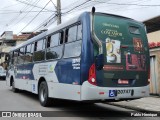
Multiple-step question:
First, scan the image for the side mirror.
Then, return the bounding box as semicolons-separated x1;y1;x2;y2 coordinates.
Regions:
95;54;104;70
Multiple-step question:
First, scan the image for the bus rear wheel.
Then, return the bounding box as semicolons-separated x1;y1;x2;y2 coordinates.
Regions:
38;81;52;107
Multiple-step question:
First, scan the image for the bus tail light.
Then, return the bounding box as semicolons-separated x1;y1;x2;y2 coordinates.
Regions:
88;64;97;85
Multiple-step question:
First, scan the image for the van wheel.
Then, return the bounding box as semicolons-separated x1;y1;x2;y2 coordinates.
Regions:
12;80;18;92
39;81;52;107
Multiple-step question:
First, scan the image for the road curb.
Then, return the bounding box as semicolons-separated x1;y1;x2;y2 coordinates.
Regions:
106;102;160;114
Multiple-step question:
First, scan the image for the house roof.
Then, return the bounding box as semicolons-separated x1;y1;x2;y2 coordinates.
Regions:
13;34;30;40
143;16;160;33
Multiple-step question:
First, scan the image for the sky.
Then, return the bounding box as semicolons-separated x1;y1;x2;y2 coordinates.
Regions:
0;0;160;35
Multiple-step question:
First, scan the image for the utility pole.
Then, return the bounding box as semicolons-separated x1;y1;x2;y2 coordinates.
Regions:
57;0;61;25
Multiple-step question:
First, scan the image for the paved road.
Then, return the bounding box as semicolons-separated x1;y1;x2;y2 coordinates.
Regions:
0;80;159;120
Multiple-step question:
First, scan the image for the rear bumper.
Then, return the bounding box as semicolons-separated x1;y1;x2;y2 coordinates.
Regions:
81;81;149;101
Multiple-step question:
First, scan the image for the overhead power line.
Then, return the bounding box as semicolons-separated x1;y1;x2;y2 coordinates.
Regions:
12;0;44;27
108;2;160;6
7;2;29;27
0;11;53;14
0;3;21;9
18;0;51;34
63;0;91;15
93;0;151;12
62;0;101;15
50;0;57;9
33;13;56;31
6;0;41;29
61;0;81;10
15;0;54;12
94;0;160;7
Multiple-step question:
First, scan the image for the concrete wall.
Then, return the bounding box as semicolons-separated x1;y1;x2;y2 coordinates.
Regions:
150;48;160;95
147;30;160;42
147;30;160;95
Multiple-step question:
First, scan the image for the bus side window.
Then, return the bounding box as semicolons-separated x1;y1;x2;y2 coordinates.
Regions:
50;33;59;47
34;39;45;61
14;50;19;65
46;32;63;60
67;26;77;42
11;52;14;65
31;43;34;61
65;29;68;43
60;31;64;44
47;36;51;48
18;47;25;64
36;39;44;51
34;42;37;51
42;38;46;49
63;24;82;58
25;44;32;63
77;24;82;40
47;32;63;47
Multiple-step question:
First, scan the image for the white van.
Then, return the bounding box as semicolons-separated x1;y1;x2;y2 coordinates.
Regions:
0;66;6;80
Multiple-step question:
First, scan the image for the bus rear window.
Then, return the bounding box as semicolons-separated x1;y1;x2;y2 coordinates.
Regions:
129;26;140;34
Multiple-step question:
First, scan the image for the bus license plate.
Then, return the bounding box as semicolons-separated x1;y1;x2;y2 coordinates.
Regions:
117;89;133;96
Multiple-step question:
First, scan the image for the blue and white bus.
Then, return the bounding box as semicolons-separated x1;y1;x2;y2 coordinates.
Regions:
6;8;150;106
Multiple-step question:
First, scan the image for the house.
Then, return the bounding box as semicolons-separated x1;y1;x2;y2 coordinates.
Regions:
0;31;41;69
144;16;160;96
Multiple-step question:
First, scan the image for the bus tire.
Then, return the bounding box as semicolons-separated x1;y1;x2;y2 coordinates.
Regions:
38;81;52;107
11;79;18;93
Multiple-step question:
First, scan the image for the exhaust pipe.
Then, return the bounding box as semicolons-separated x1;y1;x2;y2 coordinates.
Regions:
91;7;103;55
